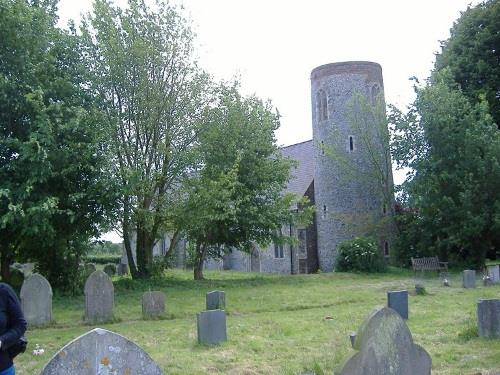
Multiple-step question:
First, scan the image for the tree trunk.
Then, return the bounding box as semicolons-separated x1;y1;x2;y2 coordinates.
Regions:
193;243;206;280
136;226;154;279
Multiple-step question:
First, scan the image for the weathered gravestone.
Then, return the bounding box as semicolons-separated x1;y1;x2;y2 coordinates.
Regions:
340;307;431;375
462;270;476;288
142;291;166;319
197;309;227;345
20;273;52;326
84;270;114;324
206;290;225;310
477;299;500;339
84;263;97;277
387;290;408;320
117;263;129;276
487;265;500;284
41;328;163;375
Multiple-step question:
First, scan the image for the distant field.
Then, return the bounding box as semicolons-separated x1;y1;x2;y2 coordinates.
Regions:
17;269;500;374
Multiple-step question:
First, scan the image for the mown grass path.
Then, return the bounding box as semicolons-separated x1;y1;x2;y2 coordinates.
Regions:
17;269;500;374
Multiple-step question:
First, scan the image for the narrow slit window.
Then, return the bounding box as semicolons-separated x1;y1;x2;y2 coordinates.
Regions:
349;136;354;151
383;203;387;214
384;241;390;257
317;90;328;121
321;140;324;155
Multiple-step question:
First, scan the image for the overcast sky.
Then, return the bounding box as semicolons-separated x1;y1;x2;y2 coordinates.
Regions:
56;0;480;242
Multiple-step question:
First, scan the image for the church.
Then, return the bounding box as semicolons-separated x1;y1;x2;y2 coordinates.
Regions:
124;61;395;274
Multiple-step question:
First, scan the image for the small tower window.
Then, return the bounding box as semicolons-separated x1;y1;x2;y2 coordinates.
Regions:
349;136;355;152
322;204;327;219
317;90;328;121
321;140;324;155
371;83;381;105
384;241;390;257
383;203;387;215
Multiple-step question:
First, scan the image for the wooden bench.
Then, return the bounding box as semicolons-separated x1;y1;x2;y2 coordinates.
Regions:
411;256;448;273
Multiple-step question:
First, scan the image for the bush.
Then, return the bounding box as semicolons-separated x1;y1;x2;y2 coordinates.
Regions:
103;263;117;277
335;237;386;273
84;255;121;265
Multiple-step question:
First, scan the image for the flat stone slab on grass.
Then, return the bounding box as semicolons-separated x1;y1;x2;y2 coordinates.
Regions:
387;290;408;320
340;306;431;375
41;328;163;374
477;299;500;339
142;291;166;319
197;309;227;345
84;270;114;324
462;270;476;288
206;290;225;310
20;273;52;327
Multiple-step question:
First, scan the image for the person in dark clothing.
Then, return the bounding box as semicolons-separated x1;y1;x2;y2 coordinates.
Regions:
0;283;27;375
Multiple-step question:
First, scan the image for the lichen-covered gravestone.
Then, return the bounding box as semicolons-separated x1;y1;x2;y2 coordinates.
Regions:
142;291;166;319
387;290;408;320
41;328;163;375
477;299;500;339
462;270;476;288
84;270;114;324
340;307;431;375
206;290;225;310
20;273;52;326
487;265;500;284
197;309;227;345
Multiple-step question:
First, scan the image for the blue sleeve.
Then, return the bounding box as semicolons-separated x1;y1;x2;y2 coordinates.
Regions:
0;286;27;349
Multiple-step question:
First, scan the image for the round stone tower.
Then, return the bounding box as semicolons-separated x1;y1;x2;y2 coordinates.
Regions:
311;61;393;272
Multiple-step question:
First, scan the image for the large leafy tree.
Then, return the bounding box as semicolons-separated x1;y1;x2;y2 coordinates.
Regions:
177;84;311;280
81;0;211;278
390;71;500;267
0;0;117;290
435;0;500;127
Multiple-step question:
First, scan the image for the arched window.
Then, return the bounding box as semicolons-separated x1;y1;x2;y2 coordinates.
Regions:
316;90;328;121
371;83;381;105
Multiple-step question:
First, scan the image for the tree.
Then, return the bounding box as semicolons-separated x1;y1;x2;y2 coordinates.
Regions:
390;70;500;267
81;0;211;278
176;83;312;280
0;0;117;290
435;0;500;127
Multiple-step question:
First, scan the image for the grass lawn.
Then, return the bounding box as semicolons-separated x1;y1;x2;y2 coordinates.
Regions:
17;269;500;374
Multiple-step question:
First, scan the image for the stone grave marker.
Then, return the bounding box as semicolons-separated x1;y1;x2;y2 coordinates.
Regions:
84;270;114;324
41;328;163;374
388;290;408;320
197;309;227;345
487;265;500;284
477;299;500;339
206;290;225;310
340;307;431;375
462;270;476;288
117;263;129;276
84;263;97;277
20;273;53;327
142;291;166;319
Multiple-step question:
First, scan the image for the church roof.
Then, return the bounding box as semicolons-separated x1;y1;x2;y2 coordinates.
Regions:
280;139;314;196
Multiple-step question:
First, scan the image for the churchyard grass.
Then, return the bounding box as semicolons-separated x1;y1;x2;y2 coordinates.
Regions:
18;269;500;374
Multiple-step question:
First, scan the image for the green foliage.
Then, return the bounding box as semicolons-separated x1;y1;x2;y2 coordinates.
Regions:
390;70;500;269
435;0;500;127
335;237;386;273
0;0;118;291
176;82;313;279
84;255;120;265
88;241;122;256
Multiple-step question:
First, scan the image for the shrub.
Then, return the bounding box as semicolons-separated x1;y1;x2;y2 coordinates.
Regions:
335;237;386;272
103;263;117;277
84;255;121;265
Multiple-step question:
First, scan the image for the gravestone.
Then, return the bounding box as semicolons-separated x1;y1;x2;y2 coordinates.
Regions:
41;328;163;375
84;270;114;324
340;307;431;375
462;270;476;288
197;309;227;345
142;291;166;319
477;299;500;339
206;290;225;310
388;290;408;320
84;263;97;277
117;263;129;276
487;265;500;284
20;273;53;327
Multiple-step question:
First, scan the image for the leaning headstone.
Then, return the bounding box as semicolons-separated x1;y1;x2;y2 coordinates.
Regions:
462;270;476;288
117;263;129;276
340;307;431;375
206;290;225;310
20;273;53;327
487;265;500;284
477;299;500;339
41;328;163;375
388;290;408;320
197;309;227;345
142;291;166;319
84;270;114;324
